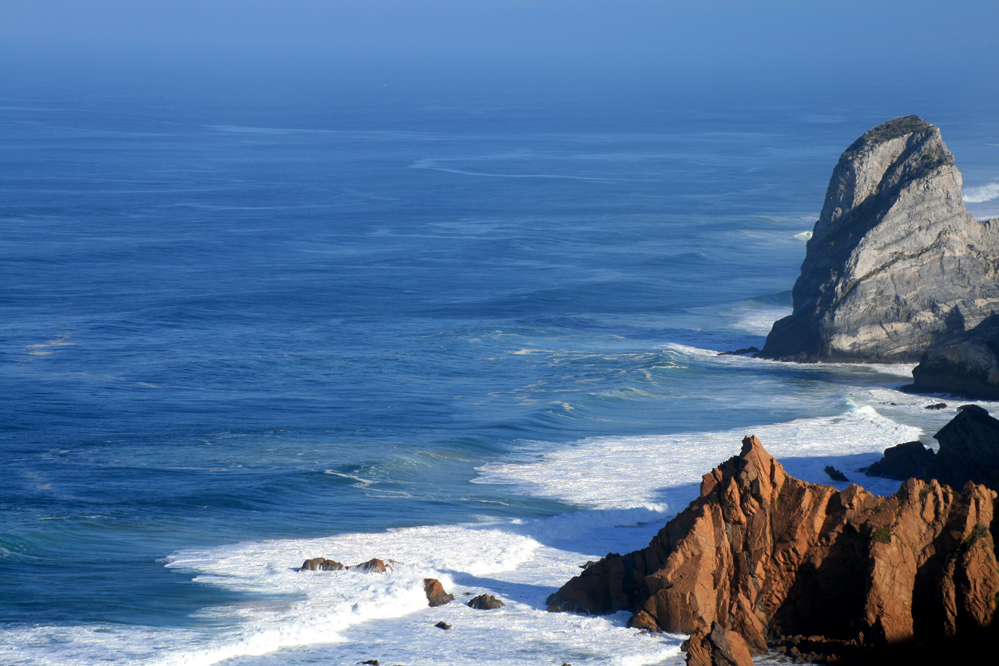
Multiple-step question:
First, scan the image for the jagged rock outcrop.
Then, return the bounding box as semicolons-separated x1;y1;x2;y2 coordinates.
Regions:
423;578;455;607
867;404;999;491
547;436;999;661
908;314;999;399
761;116;999;362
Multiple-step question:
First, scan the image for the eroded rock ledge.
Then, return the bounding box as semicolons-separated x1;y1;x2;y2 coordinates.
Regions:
547;436;999;664
760;116;999;362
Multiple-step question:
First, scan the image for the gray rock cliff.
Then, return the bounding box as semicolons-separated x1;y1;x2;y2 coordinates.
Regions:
761;116;999;362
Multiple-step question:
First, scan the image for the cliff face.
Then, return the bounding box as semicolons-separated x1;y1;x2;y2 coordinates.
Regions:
760;116;999;362
547;436;999;657
909;314;999;399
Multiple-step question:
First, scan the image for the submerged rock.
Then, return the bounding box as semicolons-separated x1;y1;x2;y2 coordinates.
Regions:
761;116;999;362
547;435;999;660
423;578;455;607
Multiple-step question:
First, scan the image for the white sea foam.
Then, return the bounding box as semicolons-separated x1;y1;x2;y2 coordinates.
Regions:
4;391;976;666
963;181;999;203
732;306;791;335
475;405;923;511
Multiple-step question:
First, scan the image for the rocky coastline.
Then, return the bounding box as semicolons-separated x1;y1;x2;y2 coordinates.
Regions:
544;116;999;664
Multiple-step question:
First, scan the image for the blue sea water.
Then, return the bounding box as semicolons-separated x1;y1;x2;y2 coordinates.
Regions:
2;94;998;665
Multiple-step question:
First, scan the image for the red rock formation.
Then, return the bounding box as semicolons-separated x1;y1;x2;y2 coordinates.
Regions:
299;557;344;571
684;622;753;666
547;436;999;659
423;578;455;607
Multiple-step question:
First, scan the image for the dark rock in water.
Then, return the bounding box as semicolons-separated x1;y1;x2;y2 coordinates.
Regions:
467;593;504;610
547;435;999;659
300;557;344;571
358;661;379;666
423;578;454;607
823;465;848;482
908;314;999;399
864;441;935;481
932;404;999;489
434;621;451;630
350;558;390;573
719;346;760;356
926;402;948;410
866;405;999;491
685;622;753;666
760;116;999;362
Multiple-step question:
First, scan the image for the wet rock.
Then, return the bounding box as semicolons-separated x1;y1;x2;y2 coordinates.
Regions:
720;346;760;356
350;558;390;573
926;402;948;410
300;557;344;571
823;466;848;482
358;661;379;666
434;621;451;630
423;578;454;607
548;435;999;657
685;621;753;666
467;594;504;610
760;116;999;362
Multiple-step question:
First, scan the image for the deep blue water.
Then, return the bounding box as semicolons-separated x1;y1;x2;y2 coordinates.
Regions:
2;95;998;663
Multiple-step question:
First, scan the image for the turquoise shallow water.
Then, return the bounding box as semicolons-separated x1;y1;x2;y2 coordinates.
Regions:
2;95;998;664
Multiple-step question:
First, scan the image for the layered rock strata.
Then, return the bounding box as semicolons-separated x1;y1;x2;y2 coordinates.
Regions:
761;116;999;362
547;436;999;661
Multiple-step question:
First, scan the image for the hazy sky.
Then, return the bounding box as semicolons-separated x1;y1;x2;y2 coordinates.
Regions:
2;1;997;109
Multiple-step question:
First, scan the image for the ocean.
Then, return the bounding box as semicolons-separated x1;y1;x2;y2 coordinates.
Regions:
2;93;998;665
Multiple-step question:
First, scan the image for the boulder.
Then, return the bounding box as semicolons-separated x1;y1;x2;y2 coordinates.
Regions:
467;594;505;610
423;578;455;607
760;116;999;362
350;558;391;573
684;622;753;666
909;314;999;399
626;610;660;632
300;557;344;571
547;435;999;660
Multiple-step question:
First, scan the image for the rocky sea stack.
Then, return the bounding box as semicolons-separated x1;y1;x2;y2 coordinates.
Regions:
761;116;999;362
547;435;999;664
